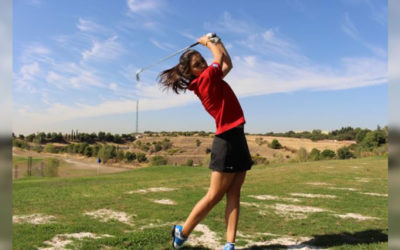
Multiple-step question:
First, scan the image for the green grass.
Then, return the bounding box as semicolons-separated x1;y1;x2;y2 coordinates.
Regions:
13;157;388;249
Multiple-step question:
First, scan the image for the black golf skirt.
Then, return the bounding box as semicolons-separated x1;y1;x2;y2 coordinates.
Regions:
209;125;253;173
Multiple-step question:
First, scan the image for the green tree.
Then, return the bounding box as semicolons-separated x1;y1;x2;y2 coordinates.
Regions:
337;146;354;159
34;132;46;144
361;131;387;151
98;132;106;142
270;139;282;149
26;134;35;142
321;149;336;159
98;145;117;163
125;152;136;162
355;129;370;144
84;146;93;157
137;153;147;163
77;143;89;154
93;145;101;157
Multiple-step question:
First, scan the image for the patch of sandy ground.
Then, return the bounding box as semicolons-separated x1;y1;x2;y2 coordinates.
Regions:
304;182;332;186
150;199;176;205
186;224;319;249
290;193;337;199
328;187;359;191
38;232;113;250
241;202;329;220
360;192;387;197
249;194;301;202
125;187;177;194
187;224;221;249
13;214;56;224
84;209;135;226
334;213;379;221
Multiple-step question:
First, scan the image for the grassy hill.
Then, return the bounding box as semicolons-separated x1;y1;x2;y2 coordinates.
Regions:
13;156;387;249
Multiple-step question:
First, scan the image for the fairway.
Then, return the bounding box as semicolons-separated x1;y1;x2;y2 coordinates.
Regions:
13;157;387;249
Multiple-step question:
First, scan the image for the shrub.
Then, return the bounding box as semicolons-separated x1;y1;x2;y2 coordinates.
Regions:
205;148;211;154
270;139;282;149
44;144;57;153
98;145;117;163
360;131;387;151
13;139;30;149
337;146;354;159
185;159;194;166
321;149;336;159
137;153;147;163
297;147;308;162
355;129;370;143
84;146;93;157
309;148;321;161
196;139;201;147
161;139;172;150
116;150;125;161
153;143;162;152
150;156;168;166
93;145;101;157
33;145;42;153
252;154;269;165
125;152;136;162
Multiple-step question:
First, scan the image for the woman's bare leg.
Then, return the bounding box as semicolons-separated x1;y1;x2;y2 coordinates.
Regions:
182;171;236;237
225;171;247;243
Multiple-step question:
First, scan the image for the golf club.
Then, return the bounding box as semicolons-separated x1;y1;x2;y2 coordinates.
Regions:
136;33;218;82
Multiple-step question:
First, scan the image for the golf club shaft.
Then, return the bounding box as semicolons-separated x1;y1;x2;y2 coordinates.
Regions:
136;42;199;80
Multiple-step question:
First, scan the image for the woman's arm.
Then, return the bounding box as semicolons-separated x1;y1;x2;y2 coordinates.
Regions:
198;35;225;67
216;41;233;78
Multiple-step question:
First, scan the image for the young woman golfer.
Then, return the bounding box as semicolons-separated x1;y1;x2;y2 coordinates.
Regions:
158;34;253;250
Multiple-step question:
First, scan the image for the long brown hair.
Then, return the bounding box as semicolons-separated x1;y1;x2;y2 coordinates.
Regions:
157;49;200;94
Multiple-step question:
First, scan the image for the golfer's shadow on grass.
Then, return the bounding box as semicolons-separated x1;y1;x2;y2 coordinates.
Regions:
180;228;387;250
242;228;388;249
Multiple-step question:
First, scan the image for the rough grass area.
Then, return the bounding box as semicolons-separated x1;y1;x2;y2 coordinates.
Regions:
13;156;387;249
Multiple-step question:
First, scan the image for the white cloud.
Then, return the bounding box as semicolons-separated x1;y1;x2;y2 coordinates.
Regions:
81;36;123;62
365;0;387;26
204;12;254;34
341;13;386;58
46;68;106;89
77;18;104;33
109;82;118;91
149;38;175;51
16;53;386;127
127;0;160;13
226;56;386;97
20;62;40;80
16;88;196;126
239;29;308;63
14;62;41;92
20;44;52;64
342;13;359;40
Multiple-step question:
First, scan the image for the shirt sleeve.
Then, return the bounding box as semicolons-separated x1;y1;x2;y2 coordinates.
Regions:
196;62;222;86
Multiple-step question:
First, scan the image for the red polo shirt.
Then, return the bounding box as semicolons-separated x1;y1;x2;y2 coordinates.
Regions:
188;62;245;135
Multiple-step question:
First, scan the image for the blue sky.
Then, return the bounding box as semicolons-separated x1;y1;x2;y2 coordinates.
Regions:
13;0;387;135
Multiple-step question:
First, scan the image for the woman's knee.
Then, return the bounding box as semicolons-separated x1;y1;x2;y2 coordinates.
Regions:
206;191;225;205
226;188;241;201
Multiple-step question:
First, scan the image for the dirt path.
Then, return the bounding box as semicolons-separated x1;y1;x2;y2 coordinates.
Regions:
12;148;134;178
